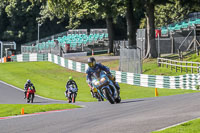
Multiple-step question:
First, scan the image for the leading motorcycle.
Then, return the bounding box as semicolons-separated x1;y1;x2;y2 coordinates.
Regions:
91;70;121;104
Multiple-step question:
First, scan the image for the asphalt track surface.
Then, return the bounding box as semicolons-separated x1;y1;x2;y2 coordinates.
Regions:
1;81;200;133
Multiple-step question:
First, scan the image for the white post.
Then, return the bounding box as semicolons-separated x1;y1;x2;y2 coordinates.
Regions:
158;34;160;57
38;23;41;44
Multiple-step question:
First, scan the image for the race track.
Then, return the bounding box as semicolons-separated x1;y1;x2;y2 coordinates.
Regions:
1;81;200;133
0;81;65;104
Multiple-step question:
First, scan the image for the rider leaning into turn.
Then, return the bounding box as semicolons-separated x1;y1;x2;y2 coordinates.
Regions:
86;57;120;94
24;79;35;99
65;76;78;97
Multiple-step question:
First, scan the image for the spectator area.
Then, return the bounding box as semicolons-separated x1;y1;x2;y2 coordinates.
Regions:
160;13;200;37
21;29;108;53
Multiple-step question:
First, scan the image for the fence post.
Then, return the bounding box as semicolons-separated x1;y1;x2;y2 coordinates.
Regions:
157;58;160;67
198;64;199;73
178;49;181;60
167;60;168;68
180;62;182;72
170;60;172;71
186;63;187;73
175;62;177;72
192;63;193;73
180;51;183;61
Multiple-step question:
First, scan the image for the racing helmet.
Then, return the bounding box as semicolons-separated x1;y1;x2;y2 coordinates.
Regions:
88;57;96;68
27;79;31;84
69;76;73;80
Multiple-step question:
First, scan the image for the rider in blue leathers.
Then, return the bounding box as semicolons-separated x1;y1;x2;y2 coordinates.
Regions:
86;58;110;83
86;57;120;97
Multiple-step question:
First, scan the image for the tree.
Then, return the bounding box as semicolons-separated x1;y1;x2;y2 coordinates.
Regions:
154;0;190;27
180;0;200;12
0;1;9;40
125;0;136;47
0;0;41;45
45;0;121;53
142;0;173;58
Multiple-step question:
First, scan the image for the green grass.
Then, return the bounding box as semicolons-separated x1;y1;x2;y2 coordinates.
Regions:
0;104;81;117
103;52;200;76
183;52;200;62
142;59;190;76
103;60;119;71
0;61;198;102
103;59;193;76
101;58;197;76
0;61;93;101
152;118;200;133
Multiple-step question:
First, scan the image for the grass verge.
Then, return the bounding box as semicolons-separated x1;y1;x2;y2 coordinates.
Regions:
104;52;200;76
0;104;81;117
152;118;200;133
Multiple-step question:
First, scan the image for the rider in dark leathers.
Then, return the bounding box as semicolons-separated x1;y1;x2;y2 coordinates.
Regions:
65;76;78;98
24;79;35;99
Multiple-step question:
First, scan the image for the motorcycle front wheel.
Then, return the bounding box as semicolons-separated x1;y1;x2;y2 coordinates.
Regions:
72;93;76;103
102;88;115;104
27;95;30;103
96;93;104;102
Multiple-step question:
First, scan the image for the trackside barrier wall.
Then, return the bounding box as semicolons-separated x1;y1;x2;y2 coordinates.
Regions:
9;53;200;90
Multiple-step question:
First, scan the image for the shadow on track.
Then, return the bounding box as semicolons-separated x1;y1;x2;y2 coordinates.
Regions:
120;99;145;104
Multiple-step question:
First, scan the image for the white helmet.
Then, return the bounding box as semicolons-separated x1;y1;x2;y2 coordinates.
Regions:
27;79;31;84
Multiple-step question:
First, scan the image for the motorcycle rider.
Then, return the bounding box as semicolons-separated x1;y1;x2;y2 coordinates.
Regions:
24;79;35;99
65;76;78;100
86;57;120;96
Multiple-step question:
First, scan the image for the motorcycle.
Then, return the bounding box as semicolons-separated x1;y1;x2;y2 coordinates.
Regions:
88;84;104;102
91;70;121;104
65;85;78;103
26;87;36;103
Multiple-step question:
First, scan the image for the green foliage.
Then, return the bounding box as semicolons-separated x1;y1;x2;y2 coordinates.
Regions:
155;0;190;27
0;0;199;48
139;0;192;28
180;0;200;12
0;0;41;44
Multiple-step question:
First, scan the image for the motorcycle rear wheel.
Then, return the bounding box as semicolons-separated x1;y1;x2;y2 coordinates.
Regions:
115;97;121;103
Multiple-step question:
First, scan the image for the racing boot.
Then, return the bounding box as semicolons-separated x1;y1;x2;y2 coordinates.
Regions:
24;92;27;99
114;82;120;92
90;90;95;98
114;82;120;98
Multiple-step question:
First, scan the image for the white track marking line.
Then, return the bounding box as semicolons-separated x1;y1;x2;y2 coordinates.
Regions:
156;117;200;131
